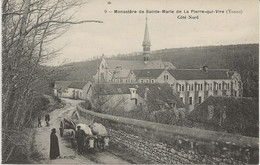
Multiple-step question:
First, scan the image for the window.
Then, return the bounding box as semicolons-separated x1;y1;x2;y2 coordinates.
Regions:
201;84;203;91
191;84;194;91
146;79;149;83
189;97;193;105
215;83;218;90
164;75;169;80
208;105;214;119
227;83;230;90
181;84;184;91
197;84;203;91
151;79;154;83
206;84;209;91
135;99;137;105
180;97;183;103
141;80;143;83
219;83;221;90
198;97;202;104
209;84;212;90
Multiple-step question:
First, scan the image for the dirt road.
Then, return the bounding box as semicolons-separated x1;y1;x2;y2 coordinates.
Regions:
32;98;130;164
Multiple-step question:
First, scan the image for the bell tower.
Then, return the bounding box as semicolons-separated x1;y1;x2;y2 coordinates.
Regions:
142;17;151;64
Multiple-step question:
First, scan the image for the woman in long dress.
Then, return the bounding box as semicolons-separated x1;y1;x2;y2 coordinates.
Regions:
50;128;60;159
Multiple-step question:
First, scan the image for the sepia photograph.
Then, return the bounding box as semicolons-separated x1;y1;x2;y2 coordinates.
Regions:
2;0;259;164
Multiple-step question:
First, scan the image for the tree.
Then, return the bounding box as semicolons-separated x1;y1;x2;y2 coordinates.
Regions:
2;0;102;163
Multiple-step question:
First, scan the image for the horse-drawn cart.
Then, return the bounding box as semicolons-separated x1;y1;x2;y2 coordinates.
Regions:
59;117;76;137
59;116;110;152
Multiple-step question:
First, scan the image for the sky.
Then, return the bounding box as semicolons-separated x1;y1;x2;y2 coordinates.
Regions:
48;0;259;66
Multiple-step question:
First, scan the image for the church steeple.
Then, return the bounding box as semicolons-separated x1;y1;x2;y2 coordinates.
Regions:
142;17;151;64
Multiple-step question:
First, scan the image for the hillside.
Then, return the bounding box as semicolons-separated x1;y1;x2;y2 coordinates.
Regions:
63;59;102;81
63;44;259;97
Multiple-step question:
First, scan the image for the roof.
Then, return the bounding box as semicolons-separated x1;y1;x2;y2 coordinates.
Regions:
54;81;72;92
93;83;185;109
105;59;167;70
163;62;176;69
168;69;235;80
188;96;258;137
113;69;131;78
133;69;164;78
68;81;89;89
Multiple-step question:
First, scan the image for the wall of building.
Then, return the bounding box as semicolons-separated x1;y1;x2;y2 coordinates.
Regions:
67;88;83;99
174;79;239;112
91;94;146;112
76;105;259;164
156;70;176;85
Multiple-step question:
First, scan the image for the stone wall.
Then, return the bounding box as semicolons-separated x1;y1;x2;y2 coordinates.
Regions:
76;105;259;164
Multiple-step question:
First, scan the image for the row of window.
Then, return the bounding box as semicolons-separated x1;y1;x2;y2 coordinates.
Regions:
140;79;155;83
179;96;202;105
177;82;231;92
112;79;134;83
112;78;157;83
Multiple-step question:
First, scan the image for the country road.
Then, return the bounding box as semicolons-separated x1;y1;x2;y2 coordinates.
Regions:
31;98;131;164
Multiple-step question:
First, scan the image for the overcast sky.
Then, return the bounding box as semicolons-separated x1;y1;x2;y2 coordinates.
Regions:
48;0;259;66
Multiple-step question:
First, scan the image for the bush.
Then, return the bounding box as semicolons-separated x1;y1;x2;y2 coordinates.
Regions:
52;95;61;103
81;100;92;110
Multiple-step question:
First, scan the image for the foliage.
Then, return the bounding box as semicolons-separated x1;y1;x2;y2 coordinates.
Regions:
188;96;258;137
81;100;92;110
2;0;101;163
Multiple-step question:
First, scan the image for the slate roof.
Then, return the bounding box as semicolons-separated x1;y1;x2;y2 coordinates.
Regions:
168;69;235;80
54;81;72;92
93;83;185;109
133;69;164;78
163;62;176;69
105;59;170;70
68;81;89;89
113;69;131;78
188;96;258;137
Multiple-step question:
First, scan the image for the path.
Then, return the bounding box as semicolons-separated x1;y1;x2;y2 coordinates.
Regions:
32;98;130;164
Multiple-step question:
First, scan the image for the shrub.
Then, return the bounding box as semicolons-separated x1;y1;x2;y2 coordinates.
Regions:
81;100;92;110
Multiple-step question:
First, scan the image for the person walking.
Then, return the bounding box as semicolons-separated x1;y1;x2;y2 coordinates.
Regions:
37;115;42;127
45;113;50;127
75;126;85;154
50;128;60;159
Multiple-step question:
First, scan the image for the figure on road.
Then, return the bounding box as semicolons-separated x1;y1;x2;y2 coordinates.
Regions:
37;115;42;128
50;128;60;159
75;125;85;154
45;113;50;127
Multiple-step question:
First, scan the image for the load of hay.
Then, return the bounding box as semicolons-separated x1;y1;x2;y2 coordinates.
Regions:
89;123;108;136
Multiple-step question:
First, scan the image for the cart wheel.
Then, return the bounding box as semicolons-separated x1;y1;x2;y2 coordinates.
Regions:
71;138;76;148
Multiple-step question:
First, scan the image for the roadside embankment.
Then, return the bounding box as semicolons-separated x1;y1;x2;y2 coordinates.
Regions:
77;104;259;164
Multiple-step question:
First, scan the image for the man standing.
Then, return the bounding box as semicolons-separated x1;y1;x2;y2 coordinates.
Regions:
45;113;50;127
37;115;42;127
75;126;85;154
50;128;60;159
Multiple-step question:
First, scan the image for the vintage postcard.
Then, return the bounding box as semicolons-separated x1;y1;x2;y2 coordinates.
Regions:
2;0;259;164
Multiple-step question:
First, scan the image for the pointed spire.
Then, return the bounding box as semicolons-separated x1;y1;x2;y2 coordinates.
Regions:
142;17;151;46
